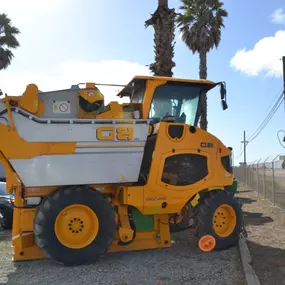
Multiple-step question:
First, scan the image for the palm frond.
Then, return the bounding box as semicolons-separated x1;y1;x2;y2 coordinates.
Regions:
0;35;20;48
176;0;228;131
0;13;20;70
0;47;14;70
176;0;228;54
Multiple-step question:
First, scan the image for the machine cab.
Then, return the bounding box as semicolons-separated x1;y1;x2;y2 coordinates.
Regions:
116;76;227;126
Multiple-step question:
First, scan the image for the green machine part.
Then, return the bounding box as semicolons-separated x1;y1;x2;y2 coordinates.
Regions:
131;208;155;231
110;199;155;231
226;179;238;194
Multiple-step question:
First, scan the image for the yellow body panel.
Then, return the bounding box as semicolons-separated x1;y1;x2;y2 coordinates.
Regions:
0;75;233;263
142;79;167;118
122;122;232;215
0;124;76;159
132;75;214;85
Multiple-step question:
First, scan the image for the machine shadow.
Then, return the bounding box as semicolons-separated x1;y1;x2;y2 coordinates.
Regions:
237;197;257;204
242;211;273;226
246;240;285;285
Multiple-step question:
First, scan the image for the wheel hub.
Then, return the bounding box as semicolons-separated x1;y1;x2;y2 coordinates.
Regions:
55;204;99;249
213;204;236;238
68;218;84;233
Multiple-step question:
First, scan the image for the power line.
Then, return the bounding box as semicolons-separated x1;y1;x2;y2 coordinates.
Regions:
241;56;285;164
234;142;244;161
248;97;283;143
277;130;285;149
258;86;284;121
247;90;284;143
249;95;283;142
238;142;243;156
247;89;283;141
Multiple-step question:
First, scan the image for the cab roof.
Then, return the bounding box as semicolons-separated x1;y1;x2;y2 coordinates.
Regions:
116;75;215;98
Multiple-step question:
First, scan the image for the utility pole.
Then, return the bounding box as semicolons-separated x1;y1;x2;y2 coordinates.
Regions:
243;131;247;166
283;56;285;142
283;56;285;93
283;56;285;105
241;130;248;183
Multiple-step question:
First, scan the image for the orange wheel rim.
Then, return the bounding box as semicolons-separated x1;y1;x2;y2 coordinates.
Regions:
213;204;236;237
55;204;99;249
198;235;216;252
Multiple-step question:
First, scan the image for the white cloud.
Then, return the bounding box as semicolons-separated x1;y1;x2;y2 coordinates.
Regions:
0;1;151;104
230;30;285;77
271;8;285;25
0;0;64;25
0;60;150;104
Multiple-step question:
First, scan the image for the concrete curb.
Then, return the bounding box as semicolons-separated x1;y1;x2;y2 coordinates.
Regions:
238;233;261;285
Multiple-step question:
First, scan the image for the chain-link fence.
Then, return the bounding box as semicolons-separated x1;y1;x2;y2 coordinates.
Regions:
234;155;285;211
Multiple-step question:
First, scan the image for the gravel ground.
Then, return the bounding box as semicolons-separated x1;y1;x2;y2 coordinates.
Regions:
237;186;285;285
0;229;244;285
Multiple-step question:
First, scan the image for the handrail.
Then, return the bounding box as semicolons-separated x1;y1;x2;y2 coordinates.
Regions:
4;94;15;129
5;107;151;125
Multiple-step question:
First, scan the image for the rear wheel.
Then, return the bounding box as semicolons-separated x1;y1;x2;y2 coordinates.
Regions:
195;190;242;250
169;204;190;233
34;185;116;265
169;203;200;233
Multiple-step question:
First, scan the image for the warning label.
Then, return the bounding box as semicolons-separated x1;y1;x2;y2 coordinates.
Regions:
53;101;71;114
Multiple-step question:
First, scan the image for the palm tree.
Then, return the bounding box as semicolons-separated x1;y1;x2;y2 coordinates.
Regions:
145;0;176;77
176;0;228;130
0;13;20;70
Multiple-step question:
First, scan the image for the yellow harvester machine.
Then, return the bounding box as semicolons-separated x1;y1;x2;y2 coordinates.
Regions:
0;76;242;265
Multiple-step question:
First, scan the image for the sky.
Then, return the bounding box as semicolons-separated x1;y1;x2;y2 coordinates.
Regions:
1;0;285;165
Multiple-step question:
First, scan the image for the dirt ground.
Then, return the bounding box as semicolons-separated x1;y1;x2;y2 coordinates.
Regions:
237;186;285;285
0;229;244;285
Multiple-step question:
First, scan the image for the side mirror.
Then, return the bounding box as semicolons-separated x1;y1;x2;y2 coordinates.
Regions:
220;82;228;110
220;82;226;100
222;100;228;110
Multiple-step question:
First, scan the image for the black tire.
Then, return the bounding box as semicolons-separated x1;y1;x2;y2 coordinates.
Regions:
0;208;12;229
34;185;116;266
0;213;4;232
169;203;198;233
194;190;242;250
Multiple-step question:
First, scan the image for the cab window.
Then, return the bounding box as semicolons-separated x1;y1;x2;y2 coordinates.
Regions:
149;83;203;125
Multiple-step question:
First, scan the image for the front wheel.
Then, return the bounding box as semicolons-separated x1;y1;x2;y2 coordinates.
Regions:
195;190;242;250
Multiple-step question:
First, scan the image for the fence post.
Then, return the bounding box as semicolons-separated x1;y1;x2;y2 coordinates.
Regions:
263;157;270;198
249;162;253;188
272;160;275;205
272;155;280;206
250;163;254;186
252;160;257;191
256;158;262;195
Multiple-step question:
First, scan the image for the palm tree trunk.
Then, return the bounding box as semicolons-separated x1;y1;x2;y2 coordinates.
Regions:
199;51;208;131
159;0;168;7
145;2;176;77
